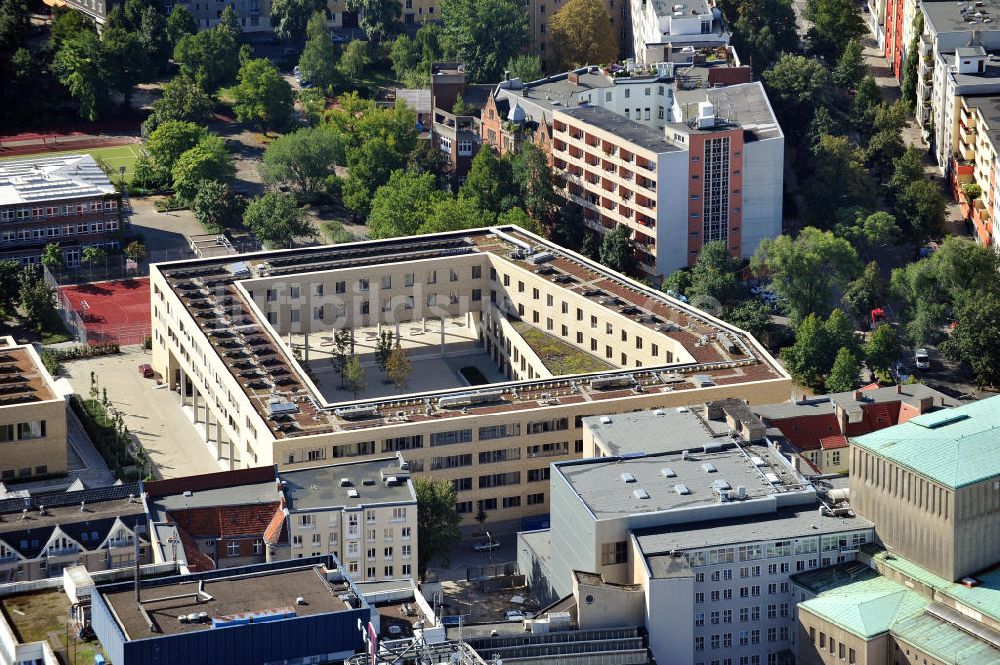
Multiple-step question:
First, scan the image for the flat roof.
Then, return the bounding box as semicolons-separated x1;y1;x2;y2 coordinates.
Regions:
799;576;928;639
791;561;879;595
154;226;787;440
0;153;117;206
582;405;730;456
557;105;679;153
555;440;809;519
103;564;357;639
851;395;1000;489
634;506;873;557
281;457;415;511
674;82;782;141
924;0;1000;35
0;338;58;405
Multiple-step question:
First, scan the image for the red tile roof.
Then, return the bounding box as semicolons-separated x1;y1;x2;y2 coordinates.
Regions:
168;502;280;539
767;413;841;451
173;523;216;572
819;435;849;450
263;497;287;546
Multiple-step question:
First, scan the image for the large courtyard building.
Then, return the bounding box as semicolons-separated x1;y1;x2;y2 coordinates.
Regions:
0;154;121;267
483;62;782;276
148;227;790;528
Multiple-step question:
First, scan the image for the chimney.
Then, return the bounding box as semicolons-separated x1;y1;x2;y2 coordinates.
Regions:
896;384;902;394
505;70;511;82
852;389;862;401
568;72;580;84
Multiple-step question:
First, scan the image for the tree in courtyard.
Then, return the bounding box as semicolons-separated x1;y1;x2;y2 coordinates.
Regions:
346;0;400;41
171;135;234;203
368;170;445;239
0;260;22;314
269;0;324;40
825;347;861;393
440;0;529;82
804;0;866;61
233;58;294;130
298;12;342;91
343;137;409;217
259;126;341;198
344;355;366;398
147;120;208;172
386;343;411;393
751;228;861;326
414;477;462;577
374;330;394;376
599;225;634;275
842;261;889;320
331;329;353;388
242;192;313;247
548;0;618;71
41;244;63;272
762;54;833;141
511;143;559;224
338;40;371;80
193;180;241;231
865;323;901;378
941;292;1000;388
724;300;773;345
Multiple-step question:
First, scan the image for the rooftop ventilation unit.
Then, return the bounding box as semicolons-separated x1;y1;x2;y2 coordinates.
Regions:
334;405;380;419
362;478;375;486
653;409;666;416
693;375;716;387
712;479;732;492
347;488;360;498
526;251;554;264
660;467;676;478
764;473;781;484
674;484;691;495
266;397;299;417
676;406;690;414
436;390;503;409
703;443;722;453
701;462;717;473
340;478;352;487
600;416;613;425
632;489;650;500
621;472;637;483
750;456;765;467
590;375;634;390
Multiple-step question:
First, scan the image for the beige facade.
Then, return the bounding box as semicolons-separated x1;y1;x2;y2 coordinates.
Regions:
0;336;67;481
149;229;790;528
797;607;886;665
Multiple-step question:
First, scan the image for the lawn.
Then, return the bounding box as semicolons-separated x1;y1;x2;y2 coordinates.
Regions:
512;321;614;376
0;144;144;184
1;590;106;664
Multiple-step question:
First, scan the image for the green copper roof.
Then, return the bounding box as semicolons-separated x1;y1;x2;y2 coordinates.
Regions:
892;613;1000;665
875;552;1000;625
799;577;929;639
851;396;1000;489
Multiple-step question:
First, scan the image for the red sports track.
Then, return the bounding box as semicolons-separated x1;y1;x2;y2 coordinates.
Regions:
59;278;151;346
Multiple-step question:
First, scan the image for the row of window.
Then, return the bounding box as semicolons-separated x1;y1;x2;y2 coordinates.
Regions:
0;420;47;442
695;604;791;626
0;219;119;242
694;627;790;650
811;628;857;664
0;199;118;221
456;493;545;514
266;267;483;301
686;532;869;567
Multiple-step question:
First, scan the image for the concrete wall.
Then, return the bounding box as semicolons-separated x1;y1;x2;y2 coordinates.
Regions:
573;575;645;629
740;131;784;261
646;573;695;665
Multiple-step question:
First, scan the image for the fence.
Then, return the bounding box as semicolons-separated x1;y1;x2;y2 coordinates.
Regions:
44;264;88;345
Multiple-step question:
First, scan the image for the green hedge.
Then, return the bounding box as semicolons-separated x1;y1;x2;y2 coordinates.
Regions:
69;395;141;480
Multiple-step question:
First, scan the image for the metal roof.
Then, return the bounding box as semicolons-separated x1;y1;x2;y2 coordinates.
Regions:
798;576;929;639
0;153;116;205
851;395;1000;489
892;609;1000;665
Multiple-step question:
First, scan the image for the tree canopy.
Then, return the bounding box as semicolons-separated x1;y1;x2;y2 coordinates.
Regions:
346;0;401;41
233;58;294;130
171;135;234;202
414;477;461;577
147;120;208;172
441;0;529;82
270;0;325;40
260;126;341;197
548;0;618;71
243;192;315;247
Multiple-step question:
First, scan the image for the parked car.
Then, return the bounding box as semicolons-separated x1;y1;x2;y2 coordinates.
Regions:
472;539;500;552
138;363;154;378
914;348;930;370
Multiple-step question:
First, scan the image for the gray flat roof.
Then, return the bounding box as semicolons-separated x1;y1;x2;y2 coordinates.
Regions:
557;105;679;153
104;565;354;639
582;406;729;456
280;457;415;511
645;552;695;579
966;94;1000;147
555;442;809;520
924;0;1000;35
148;481;281;522
519;528;552;569
751;383;957;422
634;506;874;558
790;561;879;595
674;82;782;141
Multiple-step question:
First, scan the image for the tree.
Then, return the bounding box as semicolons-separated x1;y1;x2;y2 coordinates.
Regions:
217;4;240;39
599;225;634;275
330;329;353;387
19;274;56;328
233;58;294;130
762;55;833;141
41;244;63;272
243;192;314;247
897;179;946;249
687;241;741;307
865;323;900;376
0;260;22;314
724;300;773;344
193;180;241;231
386;343;411;393
497;207;543;235
941;293;1000;388
835;210;901;248
548;0;618;71
804;0;866;61
338;40;371;80
173;27;239;91
270;0;325;40
299;14;341;91
147;120;208;171
441;0;529;82
782;314;830;389
451;94;473;116
842;261;888;319
346;0;400;41
138;5;171;74
145;74;215;134
888;147;926;204
900;12;923;109
390;35;421;80
132;154;170;190
260;126;341;197
53;31;110;121
419;196;490;234
374;330;394;374
506;54;543;82
343;136;408;216
826;347;861;393
751;227;862;325
825;308;860;359
166;4;197;46
124;240;148;261
171;135;234;203
414;477;462;577
511;143;559;223
368;170;445;238
832;38;866;88
851;76;882;135
408;140;451;188
460;148;516;214
806;134;875;224
82;246;107;267
864;130;906;179
344;355;366;397
723;0;798;75
50;5;95;49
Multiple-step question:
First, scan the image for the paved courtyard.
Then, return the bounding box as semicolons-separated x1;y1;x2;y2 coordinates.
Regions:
60;348;223;479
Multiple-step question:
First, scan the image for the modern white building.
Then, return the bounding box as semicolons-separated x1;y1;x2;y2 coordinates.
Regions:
630;0;730;65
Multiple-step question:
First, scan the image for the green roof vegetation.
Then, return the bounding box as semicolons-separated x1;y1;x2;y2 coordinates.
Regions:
799;576;928;639
512;321;614;376
1;591;105;664
851;395;1000;489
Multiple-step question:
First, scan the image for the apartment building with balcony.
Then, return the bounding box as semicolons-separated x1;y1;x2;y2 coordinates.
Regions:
630;0;729;65
0;336;69;483
281;455;418;582
430;63;494;189
0;154;122;267
0;483;148;583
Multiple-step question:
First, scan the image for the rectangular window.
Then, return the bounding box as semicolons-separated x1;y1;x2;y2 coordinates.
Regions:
527;492;545;505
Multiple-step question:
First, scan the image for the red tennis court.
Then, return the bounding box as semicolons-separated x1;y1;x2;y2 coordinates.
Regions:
59;278;151;346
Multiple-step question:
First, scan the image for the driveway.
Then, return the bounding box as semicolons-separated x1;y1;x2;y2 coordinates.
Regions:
60;348;224;479
128;196;203;257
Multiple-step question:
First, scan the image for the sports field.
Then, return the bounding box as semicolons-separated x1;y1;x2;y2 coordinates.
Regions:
0;144;143;183
60;278;151;346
